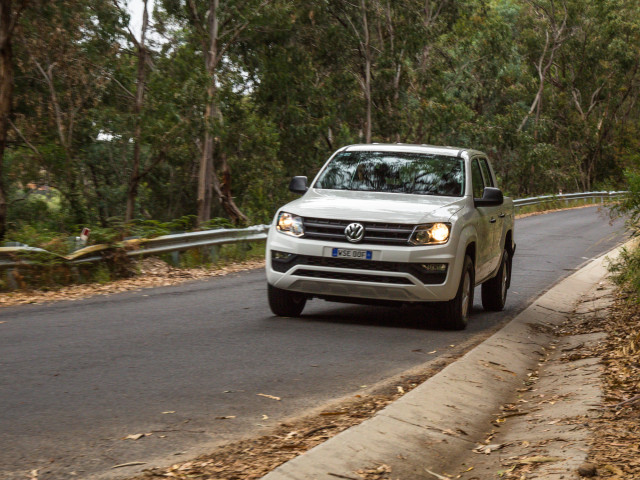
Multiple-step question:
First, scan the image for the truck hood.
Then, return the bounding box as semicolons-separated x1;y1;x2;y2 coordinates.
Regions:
281;189;466;224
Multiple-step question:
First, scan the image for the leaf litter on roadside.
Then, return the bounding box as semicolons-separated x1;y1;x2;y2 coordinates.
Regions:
0;257;266;308
562;290;640;478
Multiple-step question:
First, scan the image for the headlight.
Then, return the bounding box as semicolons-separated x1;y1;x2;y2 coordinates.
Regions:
409;223;451;245
276;212;304;237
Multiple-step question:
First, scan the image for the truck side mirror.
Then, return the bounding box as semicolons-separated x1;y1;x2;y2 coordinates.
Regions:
475;187;503;207
289;176;308;194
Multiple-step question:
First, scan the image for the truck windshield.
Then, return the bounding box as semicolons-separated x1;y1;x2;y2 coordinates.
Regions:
314;151;464;196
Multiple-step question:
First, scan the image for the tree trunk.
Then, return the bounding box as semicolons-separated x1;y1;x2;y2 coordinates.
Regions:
125;0;149;223
197;0;247;225
196;0;219;225
0;0;14;240
361;0;372;143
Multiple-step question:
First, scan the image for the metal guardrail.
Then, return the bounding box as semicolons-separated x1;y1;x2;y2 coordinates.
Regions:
0;190;627;269
513;191;626;209
0;224;270;268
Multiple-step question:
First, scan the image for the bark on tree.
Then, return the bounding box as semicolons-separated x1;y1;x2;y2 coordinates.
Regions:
35;60;87;224
518;0;568;135
124;0;149;223
195;0;249;225
361;0;372;143
0;1;12;240
0;0;24;240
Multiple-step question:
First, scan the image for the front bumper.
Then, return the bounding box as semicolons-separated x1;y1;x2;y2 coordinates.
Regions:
265;226;463;303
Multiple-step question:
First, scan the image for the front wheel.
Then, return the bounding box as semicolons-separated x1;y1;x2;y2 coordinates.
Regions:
442;255;474;330
268;284;307;317
481;249;510;311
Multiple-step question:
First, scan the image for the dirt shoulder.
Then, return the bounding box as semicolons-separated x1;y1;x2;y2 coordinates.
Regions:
0;257;266;308
575;287;640;478
452;280;640;480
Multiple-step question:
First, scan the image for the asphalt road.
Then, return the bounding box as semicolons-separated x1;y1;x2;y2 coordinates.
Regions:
0;206;628;479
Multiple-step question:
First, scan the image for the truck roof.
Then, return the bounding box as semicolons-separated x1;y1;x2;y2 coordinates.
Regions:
342;143;484;159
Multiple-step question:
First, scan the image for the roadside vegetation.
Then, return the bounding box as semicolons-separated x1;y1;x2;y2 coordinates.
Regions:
1;0;640;292
1;0;640;239
610;169;640;294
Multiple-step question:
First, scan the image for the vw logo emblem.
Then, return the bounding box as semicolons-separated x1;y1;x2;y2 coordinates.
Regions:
344;223;365;243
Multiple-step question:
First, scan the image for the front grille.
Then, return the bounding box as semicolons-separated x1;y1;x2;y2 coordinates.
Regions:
271;252;447;285
294;269;413;285
303;217;414;245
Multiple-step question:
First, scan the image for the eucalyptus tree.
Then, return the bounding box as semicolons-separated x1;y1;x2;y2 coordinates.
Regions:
11;0;126;226
157;0;278;225
112;0;153;222
0;0;28;239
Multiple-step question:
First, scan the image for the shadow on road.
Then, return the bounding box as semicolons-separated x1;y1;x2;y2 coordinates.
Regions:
267;302;489;331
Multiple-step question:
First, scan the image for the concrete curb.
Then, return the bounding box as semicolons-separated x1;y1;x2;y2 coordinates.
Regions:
262;243;626;480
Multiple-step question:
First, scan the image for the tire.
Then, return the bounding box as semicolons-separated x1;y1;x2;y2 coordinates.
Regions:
443;255;474;330
481;249;510;311
268;284;307;317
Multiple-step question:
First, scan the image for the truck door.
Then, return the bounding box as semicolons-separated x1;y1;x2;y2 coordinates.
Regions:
471;158;501;282
478;157;504;269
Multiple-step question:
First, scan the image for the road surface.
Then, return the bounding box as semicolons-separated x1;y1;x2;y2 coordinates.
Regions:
0;206;627;479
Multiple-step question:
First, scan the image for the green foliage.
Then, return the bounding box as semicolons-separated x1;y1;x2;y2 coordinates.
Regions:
3;0;640;242
609;246;640;296
201;217;235;230
92;264;112;284
6;225;70;255
612;168;640;228
608;166;640;296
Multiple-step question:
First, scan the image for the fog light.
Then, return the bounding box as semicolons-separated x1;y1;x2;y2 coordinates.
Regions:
421;263;447;272
272;250;294;260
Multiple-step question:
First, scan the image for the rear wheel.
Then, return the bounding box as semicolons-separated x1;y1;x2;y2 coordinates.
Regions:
481;249;510;311
442;255;474;330
268;284;307;317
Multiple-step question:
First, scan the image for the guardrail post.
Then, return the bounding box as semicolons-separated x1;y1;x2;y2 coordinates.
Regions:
210;245;219;264
170;250;180;267
5;268;19;290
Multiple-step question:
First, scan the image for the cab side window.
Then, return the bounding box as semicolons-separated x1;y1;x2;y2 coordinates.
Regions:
471;159;485;199
479;158;494;188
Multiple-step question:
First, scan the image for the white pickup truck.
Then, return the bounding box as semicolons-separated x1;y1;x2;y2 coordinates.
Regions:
265;144;515;329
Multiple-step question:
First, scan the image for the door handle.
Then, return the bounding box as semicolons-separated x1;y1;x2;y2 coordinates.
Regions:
490;217;497;223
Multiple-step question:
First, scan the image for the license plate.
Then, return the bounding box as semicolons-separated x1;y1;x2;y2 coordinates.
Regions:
331;248;373;260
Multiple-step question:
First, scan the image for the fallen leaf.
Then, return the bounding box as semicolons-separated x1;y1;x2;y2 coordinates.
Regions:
424;468;450;479
497;465;517;476
320;411;349;416
602;464;625;475
517;456;564;464
162;411;175;414
428;350;437;354
111;462;146;469
215;415;236;420
397;386;405;394
124;433;151;440
262;414;269;420
473;443;507;454
257;393;281;401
